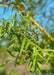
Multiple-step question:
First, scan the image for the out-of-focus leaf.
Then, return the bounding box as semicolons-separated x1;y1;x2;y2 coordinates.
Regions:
26;20;29;28
32;42;41;49
25;39;30;51
37;63;42;75
7;50;15;57
45;53;54;64
31;25;37;29
38;49;54;52
0;28;2;40
19;37;26;55
0;28;2;36
0;60;9;68
27;68;32;73
16;59;25;65
8;22;12;32
37;51;45;61
33;48;37;74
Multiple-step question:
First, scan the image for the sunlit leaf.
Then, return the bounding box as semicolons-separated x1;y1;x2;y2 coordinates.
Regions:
33;48;37;74
19;37;26;55
25;39;30;51
8;22;12;32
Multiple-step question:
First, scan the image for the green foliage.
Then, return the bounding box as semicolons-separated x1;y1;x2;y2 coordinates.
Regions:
33;48;37;74
0;0;54;75
0;60;9;68
19;37;26;55
0;12;54;75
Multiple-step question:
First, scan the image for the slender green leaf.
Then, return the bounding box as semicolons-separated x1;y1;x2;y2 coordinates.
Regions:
7;50;15;57
0;29;1;37
33;48;37;75
19;37;26;55
25;39;30;51
31;42;41;50
46;53;53;64
0;60;9;68
38;49;54;52
37;51;45;61
8;22;12;32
